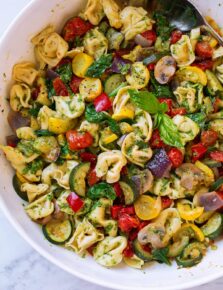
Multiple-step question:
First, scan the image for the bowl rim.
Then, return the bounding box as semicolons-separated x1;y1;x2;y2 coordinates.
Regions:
1;0;223;289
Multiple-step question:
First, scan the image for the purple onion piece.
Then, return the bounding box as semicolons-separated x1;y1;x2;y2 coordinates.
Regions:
146;149;171;178
46;69;59;80
111;56;132;74
135;34;153;48
6;135;19;147
117;135;127;147
7;110;30;133
198;191;223;211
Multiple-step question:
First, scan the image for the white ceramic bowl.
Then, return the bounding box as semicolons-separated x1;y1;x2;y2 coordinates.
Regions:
1;0;223;289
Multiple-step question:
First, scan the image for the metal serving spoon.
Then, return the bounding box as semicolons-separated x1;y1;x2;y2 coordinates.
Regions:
127;0;223;46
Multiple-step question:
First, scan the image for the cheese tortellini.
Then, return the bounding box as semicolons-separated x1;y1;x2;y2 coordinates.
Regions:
95;150;127;183
31;25;69;68
133;109;153;142
172;115;200;145
83;28;108;59
83;0;104;25
12;62;38;86
113;86;135;116
25;193;54;220
101;0;122;29
174;82;204;113
66;219;104;255
10;83;32;112
121;132;152;167
21;183;49;202
16;127;37;140
54;95;85;119
171;35;195;67
216;64;223;84
93;236;127;267
120;7;153;40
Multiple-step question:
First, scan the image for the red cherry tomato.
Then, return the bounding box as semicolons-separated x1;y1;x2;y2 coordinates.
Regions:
201;130;218;147
111;205;123;220
87;168;101;186
115;49;131;57
191;60;214;71
210;151;223;162
31;87;40;100
66;192;84;212
138;221;150;231
53;77;68;96
170;30;183;44
93;93;112;112
171;107;187;117
191;143;207;162
113;182;123;198
159;98;173;115
150;129;165;148
161;197;172;209
80;152;97;167
147;63;155;71
120;206;135;216
141;30;157;45
168;148;184;168
62;17;93;42
195;41;213;59
66;130;93;150
118;213;140;233
70;75;83;94
120;165;128;176
213;98;223;113
123;242;134;258
55;57;72;69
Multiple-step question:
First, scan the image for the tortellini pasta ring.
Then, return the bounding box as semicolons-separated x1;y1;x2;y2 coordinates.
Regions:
12;62;38;86
21;183;49;202
10;83;32;112
171;35;195;67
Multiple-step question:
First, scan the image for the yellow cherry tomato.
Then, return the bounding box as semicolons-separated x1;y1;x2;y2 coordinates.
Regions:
176;66;207;86
112;108;135;121
134;195;161;220
72;53;94;78
177;200;204;221
79;78;102;101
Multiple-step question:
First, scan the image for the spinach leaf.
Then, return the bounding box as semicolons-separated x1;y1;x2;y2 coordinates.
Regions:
106;118;121;135
35;130;55;137
74;36;83;47
86;54;113;78
150;73;174;98
128;89;168;114
152;248;171;265
153;12;173;41
28;103;42;117
157;113;183;148
55;63;73;83
23;159;44;175
87;182;116;200
187;112;206;129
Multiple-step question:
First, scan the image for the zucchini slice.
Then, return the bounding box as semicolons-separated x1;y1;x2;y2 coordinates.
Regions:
12;174;28;201
120;179;139;205
201;212;223;239
104;74;124;96
168;236;189;258
176;242;206;267
69;163;90;197
133;239;153;262
203;158;222;168
209;177;223;192
42;219;73;245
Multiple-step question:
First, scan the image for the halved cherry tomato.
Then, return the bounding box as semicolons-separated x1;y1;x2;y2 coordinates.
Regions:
210;151;223;162
120;165;128;176
150;129;165;148
191;143;207;162
70;75;83;94
201;130;218;147
161;197;172;209
123;242;134;258
129;229;138;241
80;152;97;167
31;87;40;100
93;93;112;112
170;107;187;117
87;168;101;186
66;130;93;150
62;17;93;42
213;98;223;113
55;57;72;69
142;244;152;253
53;77;68;96
118;213;140;233
113;182;123;198
66;192;84;212
115;49;131;57
141;30;157;45
192;60;214;71
170;30;183;44
111;205;123;220
195;41;213;59
168;148;184;168
120;206;135;216
159;98;172;115
147;63;155;71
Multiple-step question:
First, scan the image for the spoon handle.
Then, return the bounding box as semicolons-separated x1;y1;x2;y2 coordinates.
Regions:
201;24;223;47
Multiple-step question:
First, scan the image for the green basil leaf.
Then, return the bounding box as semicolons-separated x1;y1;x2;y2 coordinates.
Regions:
55;63;73;83
86;54;113;78
128;89;167;114
158;113;183;148
106;118;121;135
187;112;206;130
46;78;56;99
22;159;44;175
153;12;173;41
152;247;171;265
35;130;55;137
85;104;108;123
150;73;174;98
87;182;116;200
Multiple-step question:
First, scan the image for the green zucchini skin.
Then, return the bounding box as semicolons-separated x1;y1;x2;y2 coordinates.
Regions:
42;219;73;245
120;178;139;205
104;74;124;96
12;174;28;201
133;239;153;262
209;177;223;192
201;212;223;239
168;236;189;258
69;163;90;197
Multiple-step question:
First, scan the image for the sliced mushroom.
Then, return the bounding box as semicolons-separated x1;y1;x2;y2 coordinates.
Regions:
154;56;176;84
138;223;166;248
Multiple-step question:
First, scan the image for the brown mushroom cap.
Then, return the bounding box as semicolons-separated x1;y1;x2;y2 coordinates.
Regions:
154;56;177;84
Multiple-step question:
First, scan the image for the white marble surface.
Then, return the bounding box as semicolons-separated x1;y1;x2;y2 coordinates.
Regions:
0;1;223;290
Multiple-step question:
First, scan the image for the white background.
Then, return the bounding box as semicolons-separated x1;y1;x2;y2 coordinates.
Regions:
0;1;223;290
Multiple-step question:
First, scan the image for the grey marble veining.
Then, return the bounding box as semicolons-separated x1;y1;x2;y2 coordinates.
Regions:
1;1;223;290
